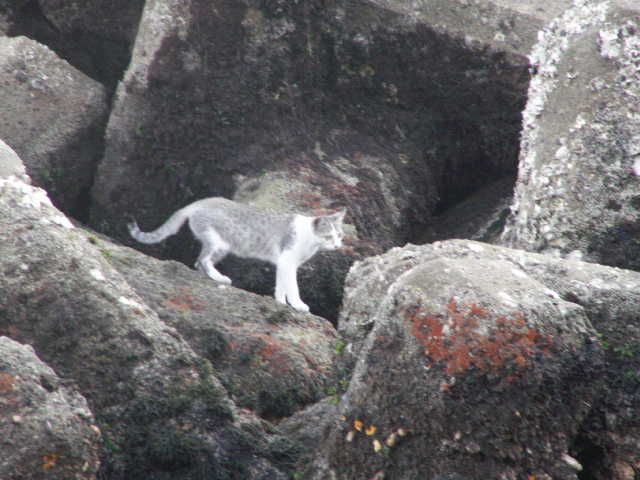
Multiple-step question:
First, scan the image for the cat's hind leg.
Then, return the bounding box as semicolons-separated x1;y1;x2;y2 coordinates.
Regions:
195;231;232;284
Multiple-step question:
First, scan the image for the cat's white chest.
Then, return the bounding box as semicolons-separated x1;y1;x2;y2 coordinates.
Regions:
284;216;320;265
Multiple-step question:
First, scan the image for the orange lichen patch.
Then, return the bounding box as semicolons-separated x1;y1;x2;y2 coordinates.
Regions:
287;190;327;213
240;333;295;375
164;288;204;312
0;373;17;395
260;336;282;359
409;299;553;379
43;454;58;469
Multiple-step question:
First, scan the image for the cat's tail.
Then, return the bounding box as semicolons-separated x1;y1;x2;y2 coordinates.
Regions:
128;206;192;244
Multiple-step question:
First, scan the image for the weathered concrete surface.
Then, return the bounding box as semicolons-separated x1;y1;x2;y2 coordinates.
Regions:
88;0;568;274
0;36;108;220
0;176;293;479
502;0;640;271
0;336;101;480
304;239;604;480
98;236;339;419
295;238;640;480
85;0;578;322
0;138;29;182
38;0;144;87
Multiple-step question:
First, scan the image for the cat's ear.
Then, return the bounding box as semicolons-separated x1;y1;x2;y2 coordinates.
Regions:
330;209;347;223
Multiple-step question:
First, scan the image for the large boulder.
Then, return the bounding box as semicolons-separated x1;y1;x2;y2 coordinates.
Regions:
0;336;100;480
214;155;407;321
0;36;108;221
0;175;297;479
0;137;29;183
502;0;640;270
301;239;612;479
89;0;571;269
97;235;339;420
2;0;141;90
38;0;144;87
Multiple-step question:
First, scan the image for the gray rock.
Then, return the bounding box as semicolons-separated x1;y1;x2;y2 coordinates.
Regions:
0;176;293;479
89;0;569;266
0;336;100;480
0;36;108;220
98;236;339;419
0;137;29;182
502;0;640;270
38;0;145;87
306;239;607;479
39;0;143;44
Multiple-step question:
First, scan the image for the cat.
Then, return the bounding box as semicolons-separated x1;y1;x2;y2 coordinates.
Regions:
128;197;346;312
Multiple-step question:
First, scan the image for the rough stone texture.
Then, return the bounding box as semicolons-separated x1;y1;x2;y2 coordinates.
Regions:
2;0;140;90
0;35;108;221
493;243;640;480
278;398;338;471
0;336;100;480
97;236;339;420
0;176;294;480
502;0;640;271
39;0;143;44
38;0;144;87
418;174;516;244
88;0;564;274
213;155;406;321
303;239;604;480
0;137;29;183
89;0;323;242
297;238;640;480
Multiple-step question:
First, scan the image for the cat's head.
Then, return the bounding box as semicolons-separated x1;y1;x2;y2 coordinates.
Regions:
313;209;347;250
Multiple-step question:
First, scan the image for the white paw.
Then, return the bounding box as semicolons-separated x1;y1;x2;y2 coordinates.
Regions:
289;301;309;313
216;275;232;285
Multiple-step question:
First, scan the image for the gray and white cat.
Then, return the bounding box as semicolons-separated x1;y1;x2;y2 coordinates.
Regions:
128;197;346;312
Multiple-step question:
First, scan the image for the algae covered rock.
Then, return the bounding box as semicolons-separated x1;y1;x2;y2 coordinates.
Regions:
0;36;108;220
99;237;339;420
502;0;640;270
305;240;605;479
0;336;100;480
0;176;294;479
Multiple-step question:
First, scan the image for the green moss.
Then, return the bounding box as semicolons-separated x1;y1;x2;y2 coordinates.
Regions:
99;423;122;454
128;394;191;425
203;328;230;359
190;376;233;419
266;307;291;324
144;424;200;471
263;436;307;473
613;344;640;359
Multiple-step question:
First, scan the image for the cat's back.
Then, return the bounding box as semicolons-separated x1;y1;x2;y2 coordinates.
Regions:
191;197;285;220
189;197;294;237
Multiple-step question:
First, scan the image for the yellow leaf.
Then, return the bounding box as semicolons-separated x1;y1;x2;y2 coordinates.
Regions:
366;425;377;436
354;420;363;431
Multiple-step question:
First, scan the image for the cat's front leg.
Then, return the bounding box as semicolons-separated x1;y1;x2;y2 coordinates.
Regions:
275;256;309;313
